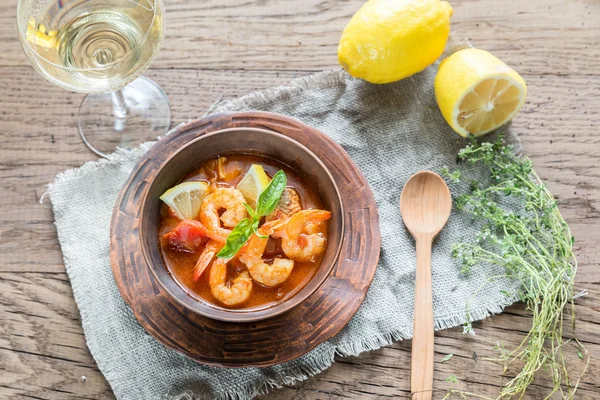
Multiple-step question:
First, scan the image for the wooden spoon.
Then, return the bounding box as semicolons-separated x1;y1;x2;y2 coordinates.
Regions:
400;171;452;400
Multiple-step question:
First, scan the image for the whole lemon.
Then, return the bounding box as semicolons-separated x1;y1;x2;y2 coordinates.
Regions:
338;0;453;84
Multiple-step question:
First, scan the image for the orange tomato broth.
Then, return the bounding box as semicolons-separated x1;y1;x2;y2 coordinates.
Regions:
158;154;328;309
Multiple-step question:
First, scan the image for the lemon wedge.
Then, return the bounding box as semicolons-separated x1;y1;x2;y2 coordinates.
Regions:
160;181;210;220
26;17;58;49
435;48;527;137
236;165;271;208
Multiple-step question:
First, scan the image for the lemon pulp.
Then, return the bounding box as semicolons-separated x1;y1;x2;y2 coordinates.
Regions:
435;48;527;137
159;181;210;220
236;164;271;208
457;77;524;135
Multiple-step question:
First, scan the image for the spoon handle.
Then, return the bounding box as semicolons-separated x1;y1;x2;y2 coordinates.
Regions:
411;236;434;400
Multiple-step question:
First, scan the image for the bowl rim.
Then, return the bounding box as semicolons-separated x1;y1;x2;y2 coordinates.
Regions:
140;126;345;322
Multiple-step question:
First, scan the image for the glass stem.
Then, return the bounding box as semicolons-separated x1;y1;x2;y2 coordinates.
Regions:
110;89;128;118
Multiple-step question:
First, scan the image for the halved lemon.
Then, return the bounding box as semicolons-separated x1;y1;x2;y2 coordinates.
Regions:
159;181;209;220
236;164;271;208
435;48;527;137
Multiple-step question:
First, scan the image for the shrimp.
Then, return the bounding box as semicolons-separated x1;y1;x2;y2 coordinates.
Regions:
209;257;252;306
199;187;246;242
192;239;224;281
304;222;324;235
272;210;331;262
238;221;294;287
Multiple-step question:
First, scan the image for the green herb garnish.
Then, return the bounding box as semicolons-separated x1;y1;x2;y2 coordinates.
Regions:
441;135;589;399
445;375;458;384
255;170;287;217
216;218;254;259
217;170;287;258
441;353;453;363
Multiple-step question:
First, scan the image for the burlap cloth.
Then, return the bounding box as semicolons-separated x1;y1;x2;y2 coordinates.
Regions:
47;65;521;399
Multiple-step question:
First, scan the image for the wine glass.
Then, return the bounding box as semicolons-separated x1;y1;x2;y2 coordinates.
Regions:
17;0;170;158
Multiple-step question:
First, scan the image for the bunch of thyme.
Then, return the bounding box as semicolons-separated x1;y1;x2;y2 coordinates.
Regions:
441;135;589;398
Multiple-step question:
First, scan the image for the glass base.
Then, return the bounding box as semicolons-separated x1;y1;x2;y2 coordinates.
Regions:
78;76;171;158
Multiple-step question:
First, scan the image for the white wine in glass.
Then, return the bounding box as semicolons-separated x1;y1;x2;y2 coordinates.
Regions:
18;0;170;157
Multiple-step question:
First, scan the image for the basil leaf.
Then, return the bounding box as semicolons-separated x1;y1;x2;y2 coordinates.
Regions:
256;170;287;217
252;219;269;239
254;230;268;239
243;203;258;220
216;218;254;258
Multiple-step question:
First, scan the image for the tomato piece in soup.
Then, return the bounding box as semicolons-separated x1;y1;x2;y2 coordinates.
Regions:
163;220;209;253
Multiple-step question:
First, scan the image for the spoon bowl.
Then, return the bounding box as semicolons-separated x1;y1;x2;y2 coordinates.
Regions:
400;171;452;237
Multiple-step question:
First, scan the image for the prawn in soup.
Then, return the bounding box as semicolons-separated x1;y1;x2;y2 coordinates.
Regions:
158;154;331;309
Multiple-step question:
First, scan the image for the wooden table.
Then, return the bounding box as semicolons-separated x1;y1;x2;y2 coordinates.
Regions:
1;0;598;398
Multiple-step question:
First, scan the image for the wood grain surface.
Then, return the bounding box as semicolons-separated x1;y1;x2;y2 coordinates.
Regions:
0;0;598;398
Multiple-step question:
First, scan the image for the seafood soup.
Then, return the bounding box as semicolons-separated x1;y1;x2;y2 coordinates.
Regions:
158;154;332;309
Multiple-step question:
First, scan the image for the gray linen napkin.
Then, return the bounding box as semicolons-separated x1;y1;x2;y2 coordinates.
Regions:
48;65;521;400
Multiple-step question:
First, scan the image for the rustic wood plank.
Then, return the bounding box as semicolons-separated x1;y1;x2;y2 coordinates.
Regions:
0;273;114;400
1;0;599;74
262;288;600;399
1;273;597;399
1;0;599;398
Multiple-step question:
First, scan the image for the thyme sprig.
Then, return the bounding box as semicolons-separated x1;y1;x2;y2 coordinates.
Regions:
441;135;589;399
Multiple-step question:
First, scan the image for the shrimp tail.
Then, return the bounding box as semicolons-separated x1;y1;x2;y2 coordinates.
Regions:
193;250;216;281
261;217;289;235
193;240;225;281
306;210;332;222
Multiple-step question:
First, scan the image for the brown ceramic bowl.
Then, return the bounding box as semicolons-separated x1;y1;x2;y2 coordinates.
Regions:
139;127;344;322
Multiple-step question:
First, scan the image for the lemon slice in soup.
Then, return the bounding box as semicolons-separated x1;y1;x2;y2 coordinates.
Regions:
160;181;209;220
236;164;271;208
